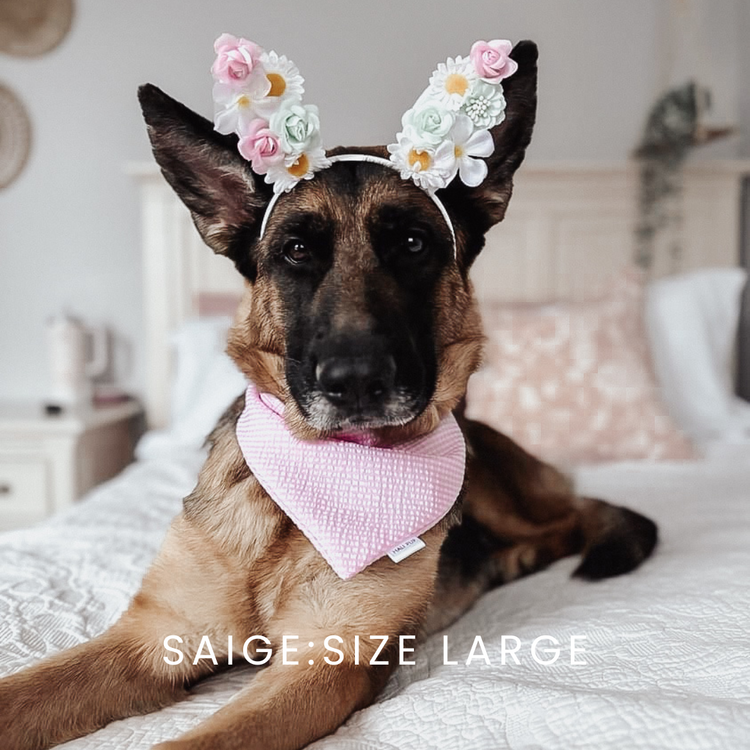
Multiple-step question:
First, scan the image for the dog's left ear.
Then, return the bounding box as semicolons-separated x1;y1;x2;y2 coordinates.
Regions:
442;41;538;264
138;83;272;277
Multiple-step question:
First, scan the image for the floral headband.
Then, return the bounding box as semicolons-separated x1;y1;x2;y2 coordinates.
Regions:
211;34;517;246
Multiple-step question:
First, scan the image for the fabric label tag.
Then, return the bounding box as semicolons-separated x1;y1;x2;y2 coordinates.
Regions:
387;537;426;563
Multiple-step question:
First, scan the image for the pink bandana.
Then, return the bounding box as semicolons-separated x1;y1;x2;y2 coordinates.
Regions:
236;384;466;579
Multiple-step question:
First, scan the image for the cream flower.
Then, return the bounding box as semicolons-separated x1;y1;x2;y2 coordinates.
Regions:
213;78;271;135
401;100;455;149
254;51;305;117
428;56;478;111
265;145;331;193
387;134;457;193
449;115;494;187
460;80;507;130
269;101;322;156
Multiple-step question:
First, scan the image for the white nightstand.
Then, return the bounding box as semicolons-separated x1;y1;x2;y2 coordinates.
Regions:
0;400;144;531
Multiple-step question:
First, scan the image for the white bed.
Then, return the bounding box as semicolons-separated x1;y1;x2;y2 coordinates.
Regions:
1;444;748;749
1;162;749;749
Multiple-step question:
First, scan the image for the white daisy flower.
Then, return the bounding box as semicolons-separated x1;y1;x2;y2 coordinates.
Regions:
254;51;305;117
449;115;494;187
265;145;331;193
428;56;478;111
460;80;507;130
387;134;457;193
213;77;271;135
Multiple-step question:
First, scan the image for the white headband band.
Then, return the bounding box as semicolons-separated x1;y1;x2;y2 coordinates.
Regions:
258;153;457;255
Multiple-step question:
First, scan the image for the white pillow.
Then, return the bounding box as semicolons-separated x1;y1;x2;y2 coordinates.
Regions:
137;317;247;458
646;267;750;445
168;317;239;426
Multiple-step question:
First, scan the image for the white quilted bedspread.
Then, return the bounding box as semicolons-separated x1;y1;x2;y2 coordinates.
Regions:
1;447;749;749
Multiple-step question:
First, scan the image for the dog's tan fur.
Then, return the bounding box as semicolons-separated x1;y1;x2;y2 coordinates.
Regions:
0;41;657;750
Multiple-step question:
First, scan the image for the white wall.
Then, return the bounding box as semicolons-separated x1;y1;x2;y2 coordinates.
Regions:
0;0;744;401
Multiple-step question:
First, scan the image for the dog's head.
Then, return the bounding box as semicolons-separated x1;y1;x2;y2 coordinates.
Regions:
139;41;537;441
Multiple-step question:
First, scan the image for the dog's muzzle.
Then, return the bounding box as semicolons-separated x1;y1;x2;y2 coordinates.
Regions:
297;332;421;430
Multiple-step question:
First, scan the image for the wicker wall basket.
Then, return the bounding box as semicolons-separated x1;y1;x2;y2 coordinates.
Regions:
0;83;32;189
0;0;74;57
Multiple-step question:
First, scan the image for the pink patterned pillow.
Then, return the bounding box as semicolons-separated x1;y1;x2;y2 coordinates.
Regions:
465;270;695;465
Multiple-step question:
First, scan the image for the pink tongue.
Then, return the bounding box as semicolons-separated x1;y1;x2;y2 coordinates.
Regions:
237;384;466;579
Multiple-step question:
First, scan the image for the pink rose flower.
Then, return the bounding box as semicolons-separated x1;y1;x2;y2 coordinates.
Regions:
470;39;518;83
212;33;263;86
238;118;284;174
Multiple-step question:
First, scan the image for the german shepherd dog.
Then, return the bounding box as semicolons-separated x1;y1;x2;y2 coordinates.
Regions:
0;41;657;750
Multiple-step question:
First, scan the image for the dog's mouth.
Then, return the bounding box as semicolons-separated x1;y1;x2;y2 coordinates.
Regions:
285;349;431;434
296;387;426;433
284;325;436;434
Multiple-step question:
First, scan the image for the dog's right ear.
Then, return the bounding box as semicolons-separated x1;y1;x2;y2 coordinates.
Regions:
138;84;271;277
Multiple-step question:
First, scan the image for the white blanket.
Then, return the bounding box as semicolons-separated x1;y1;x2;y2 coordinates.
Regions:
1;447;749;749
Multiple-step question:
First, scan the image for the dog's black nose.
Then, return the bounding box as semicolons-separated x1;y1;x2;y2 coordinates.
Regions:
316;354;396;408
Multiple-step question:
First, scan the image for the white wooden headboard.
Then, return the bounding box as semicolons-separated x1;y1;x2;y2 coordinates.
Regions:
128;160;748;429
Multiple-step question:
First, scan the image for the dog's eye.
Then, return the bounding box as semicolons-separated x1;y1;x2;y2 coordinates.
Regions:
403;234;426;254
283;240;311;266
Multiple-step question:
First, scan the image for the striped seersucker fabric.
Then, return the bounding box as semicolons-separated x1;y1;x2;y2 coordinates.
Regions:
236;384;466;579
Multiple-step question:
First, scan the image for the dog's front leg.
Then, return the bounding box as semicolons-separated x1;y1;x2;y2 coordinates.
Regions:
0;618;194;750
0;514;247;750
154;649;392;750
